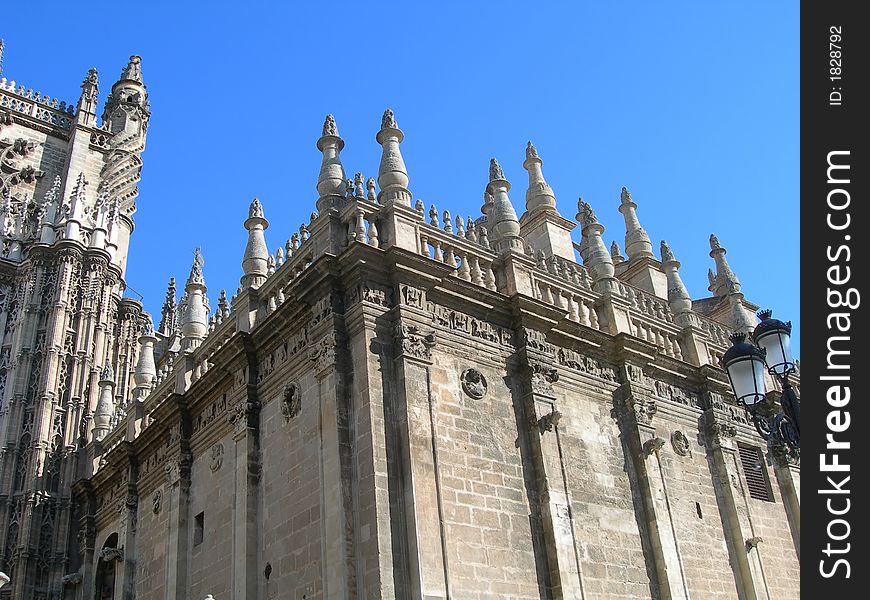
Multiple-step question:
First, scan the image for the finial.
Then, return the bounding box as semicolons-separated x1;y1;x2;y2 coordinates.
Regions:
757;309;773;321
525;141;538;160
83;68;99;87
610;240;626;263
248;197;264;219
728;331;747;346
707;268;716;291
660;240;675;263
489;158;506;182
322;114;339;137
620;186;633;205
354;172;365;198
101;363;114;382
366;177;377;202
119;55;143;83
709;233;721;250
345;178;354;199
187;247;205;287
218;289;230;318
576;198;598;227
381;108;398;130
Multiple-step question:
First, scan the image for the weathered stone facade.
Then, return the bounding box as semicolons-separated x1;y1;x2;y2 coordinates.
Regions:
0;50;799;600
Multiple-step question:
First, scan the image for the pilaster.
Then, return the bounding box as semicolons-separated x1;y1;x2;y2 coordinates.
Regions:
512;326;586;600
702;399;770;600
612;339;690;600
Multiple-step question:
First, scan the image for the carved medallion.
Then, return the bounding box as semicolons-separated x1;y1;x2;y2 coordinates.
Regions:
671;430;691;456
460;368;487;399
281;383;301;421
210;443;224;472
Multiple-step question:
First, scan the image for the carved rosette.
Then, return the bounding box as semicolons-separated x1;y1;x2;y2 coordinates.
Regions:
394;323;436;363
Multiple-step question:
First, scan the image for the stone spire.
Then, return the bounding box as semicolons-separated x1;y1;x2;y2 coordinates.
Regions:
241;198;269;288
708;233;741;296
0;39;4;77
93;363;116;440
76;67;99;127
485;158;523;253
576;198;615;292
376;109;411;205
523;141;557;213
660;240;692;316
181;248;209;348
133;316;158;400
316;114;346;213
159;277;178;336
618;187;654;260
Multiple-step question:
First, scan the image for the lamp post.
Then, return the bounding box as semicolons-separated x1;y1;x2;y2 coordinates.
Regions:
722;310;799;450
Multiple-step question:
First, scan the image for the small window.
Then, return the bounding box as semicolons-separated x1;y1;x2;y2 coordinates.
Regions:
194;512;204;546
737;443;773;502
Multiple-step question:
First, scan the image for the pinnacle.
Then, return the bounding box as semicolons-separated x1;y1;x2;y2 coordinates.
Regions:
489;158;506;182
381;108;398;130
119;55;143;83
322;114;339;137
620;186;633;205
525;141;538;160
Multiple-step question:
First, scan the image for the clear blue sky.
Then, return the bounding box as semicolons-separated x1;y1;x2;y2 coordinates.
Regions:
2;1;800;358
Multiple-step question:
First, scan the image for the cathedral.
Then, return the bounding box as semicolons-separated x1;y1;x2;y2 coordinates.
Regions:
0;49;799;600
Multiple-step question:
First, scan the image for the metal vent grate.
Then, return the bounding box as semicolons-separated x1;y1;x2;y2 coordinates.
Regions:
738;443;773;502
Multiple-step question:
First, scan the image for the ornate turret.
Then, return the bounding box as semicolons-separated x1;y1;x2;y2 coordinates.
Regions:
241;198;269;288
376;109;411;205
92;364;116;440
180;249;209;348
708;233;741;296
316;114;346;213
75;67;99;127
486;158;523;253
660;240;693;317
618;187;654;260
576;198;615;292
100;55;150;215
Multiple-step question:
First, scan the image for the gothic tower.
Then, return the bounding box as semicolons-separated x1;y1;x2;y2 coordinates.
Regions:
0;49;149;599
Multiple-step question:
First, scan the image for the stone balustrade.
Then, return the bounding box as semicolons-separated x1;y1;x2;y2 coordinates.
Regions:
0;78;75;130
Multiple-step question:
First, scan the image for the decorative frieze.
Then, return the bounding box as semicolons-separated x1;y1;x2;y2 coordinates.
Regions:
556;347;619;382
429;302;512;347
399;283;424;309
308;331;337;376
346;282;391;308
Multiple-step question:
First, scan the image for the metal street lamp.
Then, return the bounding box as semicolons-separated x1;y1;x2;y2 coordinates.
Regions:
723;310;800;450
